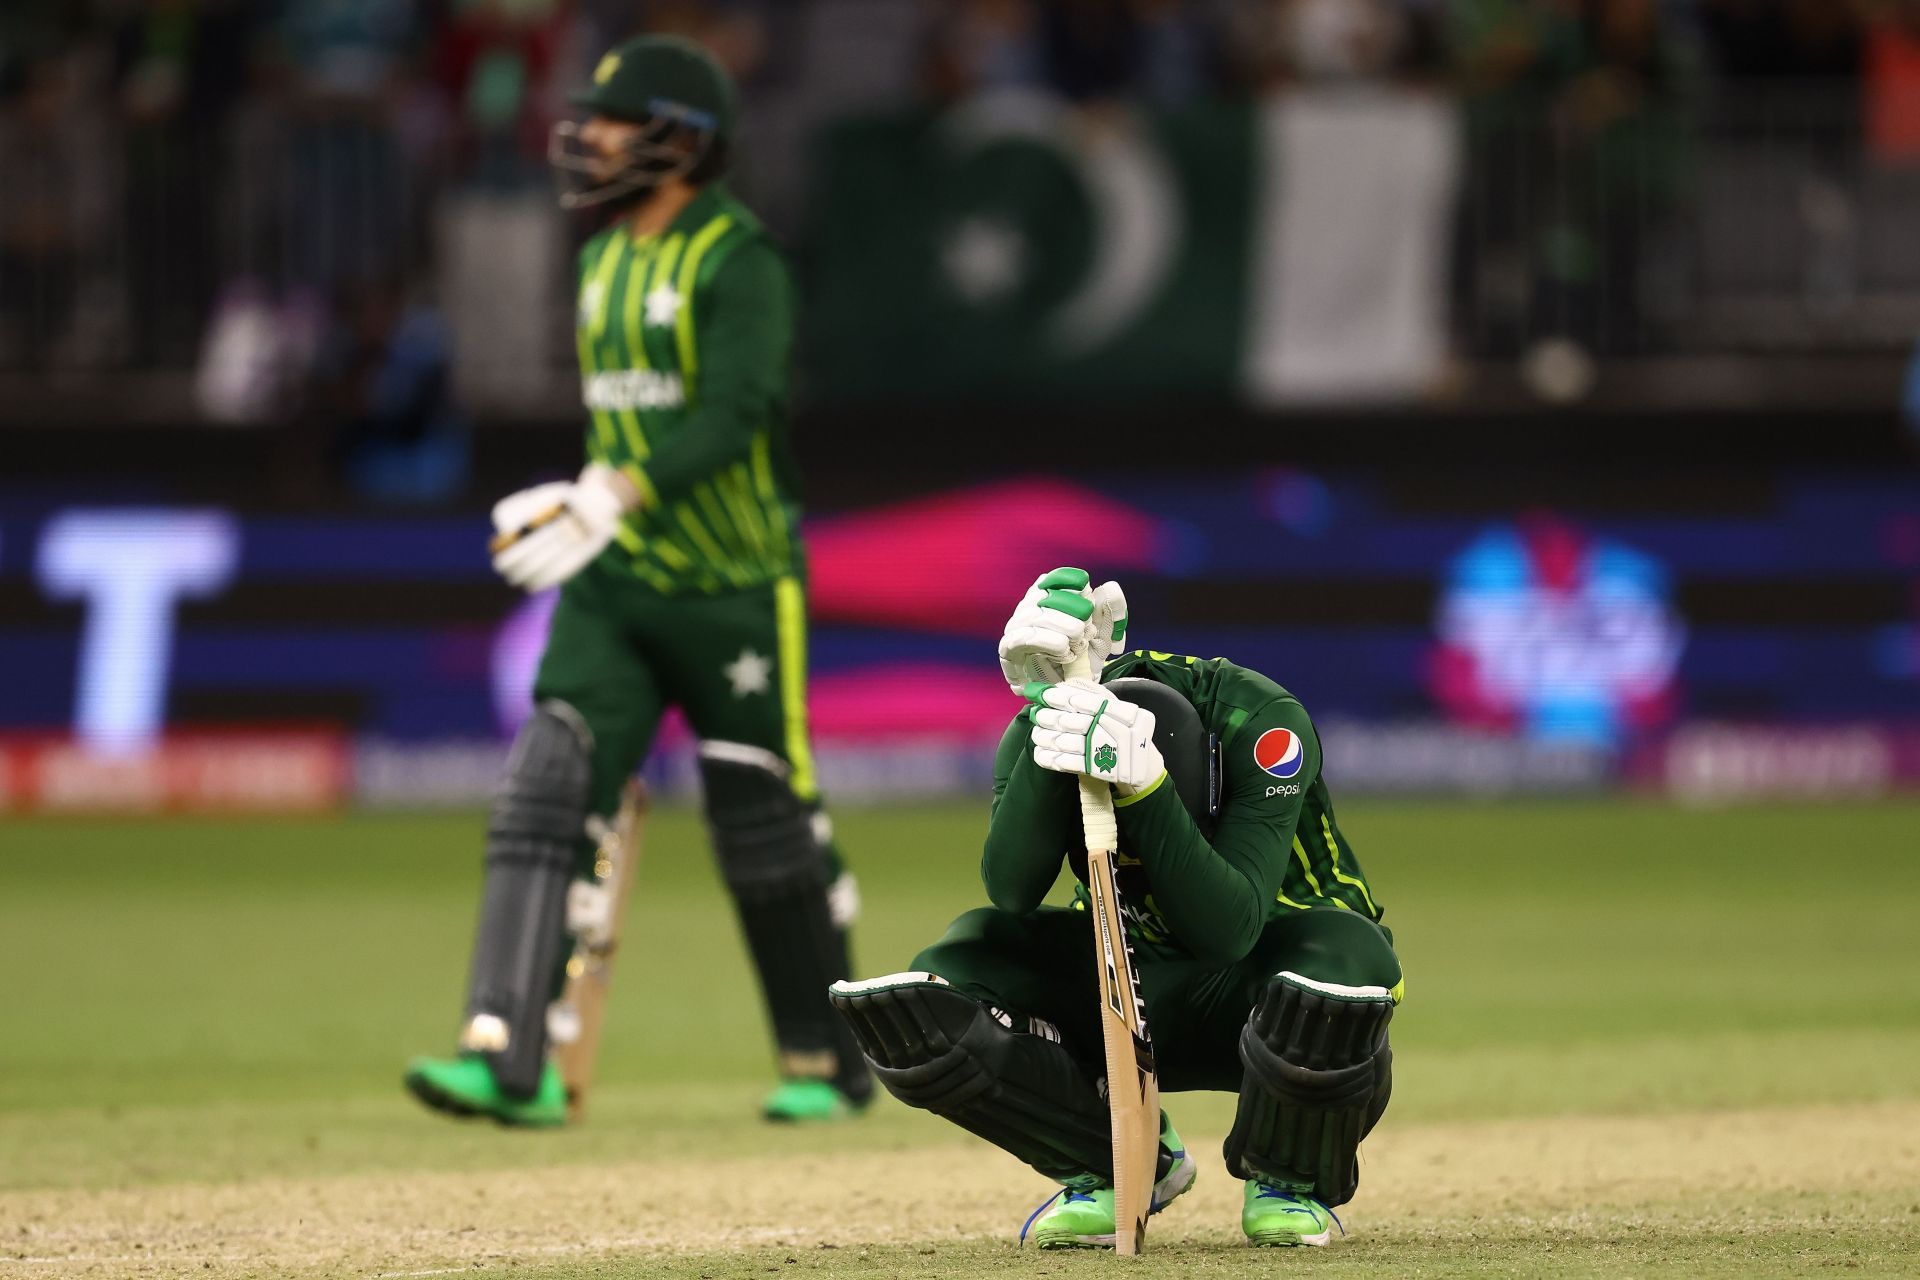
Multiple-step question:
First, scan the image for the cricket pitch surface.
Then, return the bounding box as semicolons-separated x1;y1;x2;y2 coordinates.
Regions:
4;803;1917;1278
5;1095;1916;1278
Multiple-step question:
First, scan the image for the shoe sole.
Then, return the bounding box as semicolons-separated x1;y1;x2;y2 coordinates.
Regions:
763;1101;869;1124
1246;1227;1333;1248
403;1072;483;1120
1034;1231;1115;1250
403;1073;564;1128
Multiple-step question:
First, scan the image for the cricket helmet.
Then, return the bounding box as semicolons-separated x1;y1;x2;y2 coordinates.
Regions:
1104;677;1220;838
549;35;735;209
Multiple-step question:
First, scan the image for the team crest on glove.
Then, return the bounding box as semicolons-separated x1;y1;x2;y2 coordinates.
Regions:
1093;743;1119;773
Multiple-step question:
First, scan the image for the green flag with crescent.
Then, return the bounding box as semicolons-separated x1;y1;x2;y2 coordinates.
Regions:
807;91;1256;403
806;88;1461;408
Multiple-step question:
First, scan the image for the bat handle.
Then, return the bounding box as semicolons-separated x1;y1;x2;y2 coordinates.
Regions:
1063;648;1118;852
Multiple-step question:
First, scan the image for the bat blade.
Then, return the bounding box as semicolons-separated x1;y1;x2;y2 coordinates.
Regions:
553;780;647;1121
1062;643;1161;1252
1087;846;1159;1254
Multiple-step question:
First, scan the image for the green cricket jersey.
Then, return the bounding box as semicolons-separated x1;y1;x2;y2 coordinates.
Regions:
573;183;802;595
982;651;1382;966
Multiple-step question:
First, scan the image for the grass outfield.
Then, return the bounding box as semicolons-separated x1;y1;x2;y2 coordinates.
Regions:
1;800;1917;1277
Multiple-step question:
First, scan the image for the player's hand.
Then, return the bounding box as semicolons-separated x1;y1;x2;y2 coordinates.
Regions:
998;568;1130;693
1026;679;1165;796
489;463;632;592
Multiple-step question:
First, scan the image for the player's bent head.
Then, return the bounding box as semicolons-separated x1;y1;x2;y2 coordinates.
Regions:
1105;677;1218;835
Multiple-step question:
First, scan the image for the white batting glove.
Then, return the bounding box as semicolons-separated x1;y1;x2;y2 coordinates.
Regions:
1086;579;1129;670
1027;679;1165;795
490;463;632;592
998;568;1131;692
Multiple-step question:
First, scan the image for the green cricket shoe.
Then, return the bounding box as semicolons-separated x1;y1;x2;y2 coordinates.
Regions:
1242;1178;1342;1247
402;1054;567;1128
761;1078;868;1123
1021;1113;1197;1249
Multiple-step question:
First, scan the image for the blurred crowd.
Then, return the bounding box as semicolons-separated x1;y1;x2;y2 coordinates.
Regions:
4;0;1920;451
1;0;578;373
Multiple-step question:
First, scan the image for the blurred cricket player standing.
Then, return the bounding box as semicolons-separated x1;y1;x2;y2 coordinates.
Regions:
405;35;870;1126
831;570;1401;1248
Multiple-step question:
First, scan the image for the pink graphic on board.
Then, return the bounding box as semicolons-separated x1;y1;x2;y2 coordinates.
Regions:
615;667;1011;747
806;665;1016;740
807;479;1167;632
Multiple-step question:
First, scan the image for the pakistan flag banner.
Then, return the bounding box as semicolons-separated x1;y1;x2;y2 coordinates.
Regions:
806;88;1460;407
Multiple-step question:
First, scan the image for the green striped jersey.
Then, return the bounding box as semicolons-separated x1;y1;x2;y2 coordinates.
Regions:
984;650;1383;962
573;183;803;594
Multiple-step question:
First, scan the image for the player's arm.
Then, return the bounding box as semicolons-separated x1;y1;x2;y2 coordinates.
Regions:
981;566;1134;913
619;239;789;510
1028;682;1313;964
980;711;1078;915
1113;698;1315;964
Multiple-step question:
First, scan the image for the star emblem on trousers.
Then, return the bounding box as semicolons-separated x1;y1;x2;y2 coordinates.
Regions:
724;647;772;698
645;284;681;327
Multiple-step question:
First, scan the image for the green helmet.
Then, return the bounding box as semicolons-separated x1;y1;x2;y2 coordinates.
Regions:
1104;678;1221;839
549;35;736;209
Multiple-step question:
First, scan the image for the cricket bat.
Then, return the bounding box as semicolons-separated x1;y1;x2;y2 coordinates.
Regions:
1066;651;1160;1254
552;779;647;1121
488;502;569;555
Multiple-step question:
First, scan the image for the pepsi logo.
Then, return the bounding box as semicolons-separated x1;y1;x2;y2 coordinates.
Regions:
1254;728;1304;779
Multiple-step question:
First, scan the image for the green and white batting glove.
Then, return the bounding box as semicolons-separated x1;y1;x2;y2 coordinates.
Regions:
1086;578;1129;668
489;463;633;592
998;568;1131;693
1026;679;1165;795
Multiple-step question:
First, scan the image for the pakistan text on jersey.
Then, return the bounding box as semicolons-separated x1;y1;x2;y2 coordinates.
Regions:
582;370;686;412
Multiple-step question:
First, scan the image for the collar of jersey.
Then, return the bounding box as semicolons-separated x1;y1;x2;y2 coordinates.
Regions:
627;181;729;245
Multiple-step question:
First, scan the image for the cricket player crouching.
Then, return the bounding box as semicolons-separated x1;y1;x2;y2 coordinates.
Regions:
830;569;1402;1248
403;35;870;1127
